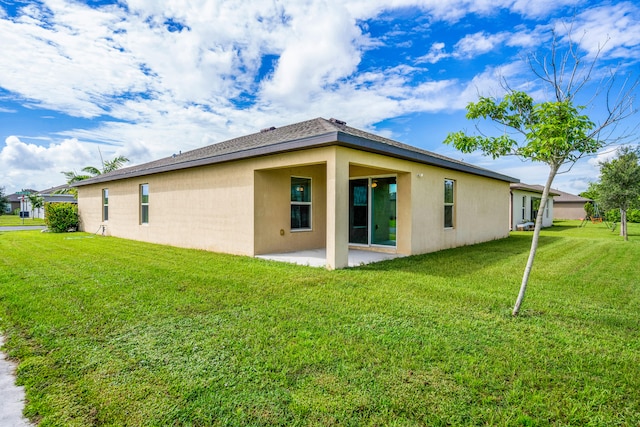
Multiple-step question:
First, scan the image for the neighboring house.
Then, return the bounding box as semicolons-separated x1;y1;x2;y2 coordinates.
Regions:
75;117;518;269
5;186;76;218
6;189;38;217
552;188;592;220
510;183;559;230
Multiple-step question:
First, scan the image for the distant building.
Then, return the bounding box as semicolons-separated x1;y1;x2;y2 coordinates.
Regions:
5;186;76;218
509;183;559;230
551;188;592;220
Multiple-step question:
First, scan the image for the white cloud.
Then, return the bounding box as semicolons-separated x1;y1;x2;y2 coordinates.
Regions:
416;42;449;64
454;31;509;59
568;2;640;60
510;0;580;19
0;0;636;194
0;135;95;191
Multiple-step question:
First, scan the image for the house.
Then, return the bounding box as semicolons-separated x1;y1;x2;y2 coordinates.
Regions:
551;188;592;220
75;117;518;269
6;189;38;217
5;186;77;218
509;183;559;230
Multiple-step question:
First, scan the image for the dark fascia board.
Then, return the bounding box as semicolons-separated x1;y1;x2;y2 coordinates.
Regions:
510;184;560;197
75;131;519;186
334;131;519;183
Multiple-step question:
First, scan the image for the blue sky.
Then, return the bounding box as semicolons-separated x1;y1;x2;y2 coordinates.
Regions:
1;0;639;195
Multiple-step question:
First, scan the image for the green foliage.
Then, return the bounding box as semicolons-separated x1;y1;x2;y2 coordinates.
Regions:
584;202;595;218
0;225;639;425
60;155;130;196
0;186;9;215
580;182;599;201
445;92;597;166
606;208;640;223
27;193;45;217
43;202;79;232
597;147;640;212
605;208;620;222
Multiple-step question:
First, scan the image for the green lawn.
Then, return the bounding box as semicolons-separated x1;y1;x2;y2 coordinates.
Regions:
0;221;638;426
0;215;46;226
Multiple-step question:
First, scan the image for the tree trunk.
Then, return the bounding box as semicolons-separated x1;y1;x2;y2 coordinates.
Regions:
621;208;628;241
512;164;559;316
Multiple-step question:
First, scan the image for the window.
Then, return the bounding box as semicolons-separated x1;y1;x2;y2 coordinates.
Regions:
444;179;455;228
102;189;109;221
522;196;527;221
291;177;311;230
545;200;550;218
140;184;149;224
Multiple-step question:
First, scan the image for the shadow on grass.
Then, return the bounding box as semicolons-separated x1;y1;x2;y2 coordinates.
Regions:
355;235;562;278
539;225;580;232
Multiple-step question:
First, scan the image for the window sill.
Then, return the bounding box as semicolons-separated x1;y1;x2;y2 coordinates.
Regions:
291;228;312;233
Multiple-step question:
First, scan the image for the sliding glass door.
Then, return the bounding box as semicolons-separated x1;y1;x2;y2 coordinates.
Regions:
349;179;369;244
349;177;397;247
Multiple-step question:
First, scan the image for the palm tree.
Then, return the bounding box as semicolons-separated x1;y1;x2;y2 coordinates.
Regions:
59;154;130;197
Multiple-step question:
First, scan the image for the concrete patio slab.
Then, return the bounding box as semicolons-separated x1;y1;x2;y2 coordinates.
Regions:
256;248;402;267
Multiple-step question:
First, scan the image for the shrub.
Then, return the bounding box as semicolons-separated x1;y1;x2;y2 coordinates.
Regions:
605;209;620;223
628;209;640;223
44;202;79;232
604;208;640;223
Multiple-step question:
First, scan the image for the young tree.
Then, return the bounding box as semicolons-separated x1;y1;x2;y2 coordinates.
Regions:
597;147;640;241
27;193;45;219
579;181;600;201
445;29;637;316
0;186;9;215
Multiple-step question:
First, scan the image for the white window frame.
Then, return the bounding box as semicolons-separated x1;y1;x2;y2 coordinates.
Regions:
444;179;455;229
102;188;109;222
140;184;149;225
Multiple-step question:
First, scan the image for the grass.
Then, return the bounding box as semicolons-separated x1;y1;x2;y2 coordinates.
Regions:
0;215;46;226
0;221;638;426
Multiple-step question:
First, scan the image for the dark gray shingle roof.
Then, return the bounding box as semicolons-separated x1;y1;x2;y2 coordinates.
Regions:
75;117;518;186
551;188;592;203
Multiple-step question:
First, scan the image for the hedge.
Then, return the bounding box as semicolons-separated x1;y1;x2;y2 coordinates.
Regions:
44;202;79;232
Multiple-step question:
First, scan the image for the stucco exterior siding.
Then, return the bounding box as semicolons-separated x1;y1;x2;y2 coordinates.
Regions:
79;160;256;255
554;202;587;220
254;164;327;255
409;167;510;254
335;147;511;255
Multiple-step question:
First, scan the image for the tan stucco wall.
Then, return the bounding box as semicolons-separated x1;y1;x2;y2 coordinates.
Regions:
409;164;510;253
336;147;510;255
78;145;511;265
78;160;257;255
554;202;587;220
254;164;327;255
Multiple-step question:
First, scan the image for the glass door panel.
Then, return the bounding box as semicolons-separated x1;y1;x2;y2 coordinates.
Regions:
349;179;368;244
371;177;397;246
